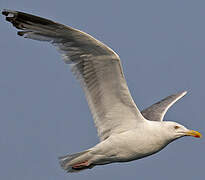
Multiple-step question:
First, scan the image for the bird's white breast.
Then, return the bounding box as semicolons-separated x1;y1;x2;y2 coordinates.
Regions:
91;121;170;163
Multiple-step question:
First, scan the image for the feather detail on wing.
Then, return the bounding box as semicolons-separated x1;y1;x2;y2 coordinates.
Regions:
2;10;145;141
141;91;187;121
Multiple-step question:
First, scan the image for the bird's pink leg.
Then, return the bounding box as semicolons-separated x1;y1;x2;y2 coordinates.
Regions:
72;161;89;169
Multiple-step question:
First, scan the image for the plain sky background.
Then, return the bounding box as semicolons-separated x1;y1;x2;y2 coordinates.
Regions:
0;0;204;179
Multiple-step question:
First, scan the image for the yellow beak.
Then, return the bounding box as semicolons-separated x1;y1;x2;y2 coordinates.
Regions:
185;130;202;138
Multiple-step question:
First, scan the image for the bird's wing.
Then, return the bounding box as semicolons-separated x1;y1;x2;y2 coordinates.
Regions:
2;10;145;141
141;91;187;121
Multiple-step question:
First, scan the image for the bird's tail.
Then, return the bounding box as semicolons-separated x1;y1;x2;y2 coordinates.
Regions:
59;150;94;173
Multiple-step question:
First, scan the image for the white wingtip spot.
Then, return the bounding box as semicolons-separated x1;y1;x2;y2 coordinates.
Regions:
7;13;15;17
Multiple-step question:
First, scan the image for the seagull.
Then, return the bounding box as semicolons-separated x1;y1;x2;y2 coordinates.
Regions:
2;9;202;173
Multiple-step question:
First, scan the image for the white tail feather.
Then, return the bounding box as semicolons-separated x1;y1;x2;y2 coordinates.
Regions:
58;150;93;173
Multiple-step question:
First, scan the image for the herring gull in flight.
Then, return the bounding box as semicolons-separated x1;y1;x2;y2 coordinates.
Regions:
2;10;202;173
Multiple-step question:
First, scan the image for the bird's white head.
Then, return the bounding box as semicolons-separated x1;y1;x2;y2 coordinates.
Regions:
162;121;202;141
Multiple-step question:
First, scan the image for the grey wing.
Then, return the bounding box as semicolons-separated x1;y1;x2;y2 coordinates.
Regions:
2;10;145;141
141;91;187;121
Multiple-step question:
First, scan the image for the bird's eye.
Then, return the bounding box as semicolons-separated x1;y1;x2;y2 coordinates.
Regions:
174;126;180;130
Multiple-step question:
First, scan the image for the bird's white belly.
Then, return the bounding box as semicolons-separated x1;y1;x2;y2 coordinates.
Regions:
91;129;169;164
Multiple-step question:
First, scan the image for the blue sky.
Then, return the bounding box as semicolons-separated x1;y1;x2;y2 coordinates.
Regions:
0;0;204;179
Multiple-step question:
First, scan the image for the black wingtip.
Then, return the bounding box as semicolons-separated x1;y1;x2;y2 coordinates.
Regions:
2;10;14;24
17;31;24;36
2;10;8;16
2;9;14;16
2;9;17;23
